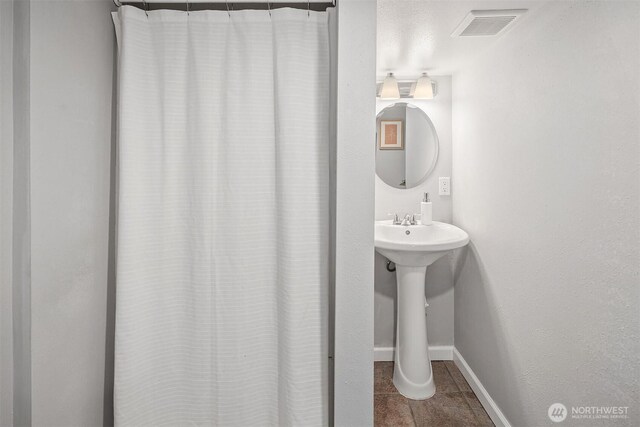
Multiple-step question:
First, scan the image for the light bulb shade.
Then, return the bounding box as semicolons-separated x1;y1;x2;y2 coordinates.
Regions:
413;74;434;99
379;73;400;99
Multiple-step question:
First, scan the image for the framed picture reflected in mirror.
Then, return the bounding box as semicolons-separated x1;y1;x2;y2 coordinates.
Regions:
379;120;403;150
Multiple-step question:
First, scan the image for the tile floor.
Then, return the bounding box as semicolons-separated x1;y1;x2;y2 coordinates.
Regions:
374;361;495;427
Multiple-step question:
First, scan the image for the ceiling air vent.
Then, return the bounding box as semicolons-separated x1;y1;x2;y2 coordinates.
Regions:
451;9;527;37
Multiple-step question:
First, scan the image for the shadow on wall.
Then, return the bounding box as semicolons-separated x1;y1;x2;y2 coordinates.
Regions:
375;252;453;347
102;42;118;427
453;242;525;424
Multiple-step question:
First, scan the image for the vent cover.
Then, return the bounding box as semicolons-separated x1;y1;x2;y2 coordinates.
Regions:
452;9;527;37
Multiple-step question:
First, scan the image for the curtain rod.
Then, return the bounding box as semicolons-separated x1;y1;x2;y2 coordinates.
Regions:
114;0;334;5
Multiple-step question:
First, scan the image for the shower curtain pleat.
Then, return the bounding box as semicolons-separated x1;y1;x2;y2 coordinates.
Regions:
112;6;329;426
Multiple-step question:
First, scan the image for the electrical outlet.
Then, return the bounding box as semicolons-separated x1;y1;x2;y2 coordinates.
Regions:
439;177;451;195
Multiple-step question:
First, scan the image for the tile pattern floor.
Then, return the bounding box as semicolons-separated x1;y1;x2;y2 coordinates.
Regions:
374;361;495;427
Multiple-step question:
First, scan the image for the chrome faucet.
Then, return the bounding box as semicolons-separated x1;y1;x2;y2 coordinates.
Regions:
390;213;417;226
400;214;417;226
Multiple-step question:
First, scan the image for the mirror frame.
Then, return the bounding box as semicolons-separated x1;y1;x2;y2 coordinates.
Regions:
375;102;440;190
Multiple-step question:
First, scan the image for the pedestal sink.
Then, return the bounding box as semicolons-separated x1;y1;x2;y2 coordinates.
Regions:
375;220;469;399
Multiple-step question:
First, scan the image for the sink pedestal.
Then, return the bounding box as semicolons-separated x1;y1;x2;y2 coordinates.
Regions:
375;219;470;399
393;265;435;400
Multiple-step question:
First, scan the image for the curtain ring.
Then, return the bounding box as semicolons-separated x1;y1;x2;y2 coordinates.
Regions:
226;1;231;18
142;0;148;17
186;0;190;15
307;0;310;18
267;2;271;17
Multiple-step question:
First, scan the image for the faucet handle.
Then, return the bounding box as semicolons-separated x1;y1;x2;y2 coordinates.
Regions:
388;213;401;225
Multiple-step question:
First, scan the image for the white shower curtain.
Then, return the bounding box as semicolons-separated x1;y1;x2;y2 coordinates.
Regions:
112;6;329;426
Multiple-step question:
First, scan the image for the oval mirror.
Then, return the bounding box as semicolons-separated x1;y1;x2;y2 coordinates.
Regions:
375;102;439;189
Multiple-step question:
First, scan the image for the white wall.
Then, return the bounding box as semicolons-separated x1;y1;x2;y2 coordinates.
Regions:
375;76;454;352
333;0;376;425
452;1;640;425
29;0;116;425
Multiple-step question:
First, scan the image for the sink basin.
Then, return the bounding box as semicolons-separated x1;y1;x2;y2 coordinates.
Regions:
374;220;469;400
375;220;469;266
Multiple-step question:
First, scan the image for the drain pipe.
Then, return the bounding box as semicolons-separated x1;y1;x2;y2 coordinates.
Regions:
385;260;396;272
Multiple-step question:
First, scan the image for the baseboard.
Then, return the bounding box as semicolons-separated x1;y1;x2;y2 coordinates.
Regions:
453;348;511;427
374;345;453;362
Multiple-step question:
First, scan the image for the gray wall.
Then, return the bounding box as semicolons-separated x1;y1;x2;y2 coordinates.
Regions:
375;76;453;352
13;0;32;422
404;106;435;188
452;1;639;425
0;0;15;424
29;0;116;425
2;0;32;425
376;105;406;187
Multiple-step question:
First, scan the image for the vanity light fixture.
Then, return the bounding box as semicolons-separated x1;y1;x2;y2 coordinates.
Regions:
379;73;400;100
377;74;437;99
413;73;434;99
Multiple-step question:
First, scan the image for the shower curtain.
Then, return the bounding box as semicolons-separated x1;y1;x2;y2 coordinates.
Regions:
112;6;329;425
